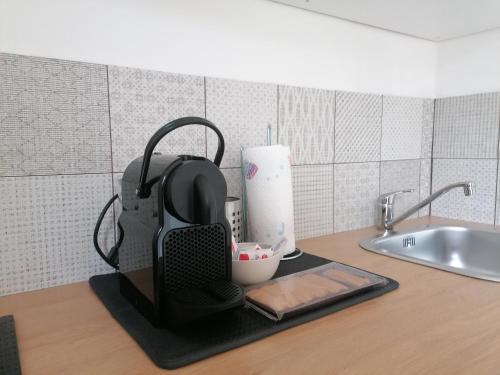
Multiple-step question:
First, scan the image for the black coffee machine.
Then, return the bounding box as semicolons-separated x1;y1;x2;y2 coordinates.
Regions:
94;117;244;327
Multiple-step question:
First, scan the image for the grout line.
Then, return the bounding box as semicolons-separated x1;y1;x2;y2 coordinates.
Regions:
417;99;426;216
428;99;437;216
276;85;279;145
0;171;115;178
494;108;500;226
293;159;423;167
220;167;241;171
427;157;498;160
420;99;426;160
491;94;500;226
331;162;335;234
417;159;423;216
2;156;490;179
333;90;337;164
428;98;436;216
204;76;208;159
379;95;384;161
378;96;384;197
332;90;337;233
293;162;334;167
105;65;117;246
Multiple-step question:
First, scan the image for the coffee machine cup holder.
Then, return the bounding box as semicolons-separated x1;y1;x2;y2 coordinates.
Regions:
166;280;245;326
136;117;225;199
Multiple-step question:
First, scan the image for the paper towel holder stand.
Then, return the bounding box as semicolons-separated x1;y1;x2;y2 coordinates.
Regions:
282;248;304;260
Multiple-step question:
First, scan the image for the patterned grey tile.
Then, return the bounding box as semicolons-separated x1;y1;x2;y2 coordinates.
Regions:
381;96;423;160
334;162;380;232
292;165;334;240
380;160;420;219
108;66;205;172
419;159;432;217
421;99;435;159
220;168;243;199
0;174;114;296
433;93;500;159
206;78;278;168
431;159;497;224
278;86;335;165
0;53;111;176
334;91;382;163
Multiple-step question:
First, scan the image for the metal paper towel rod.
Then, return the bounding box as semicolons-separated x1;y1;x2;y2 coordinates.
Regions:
240;146;248;242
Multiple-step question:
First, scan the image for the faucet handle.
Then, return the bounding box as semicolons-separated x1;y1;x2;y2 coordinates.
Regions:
379;189;415;205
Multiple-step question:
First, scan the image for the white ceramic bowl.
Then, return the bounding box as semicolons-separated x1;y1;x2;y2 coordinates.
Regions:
232;246;283;285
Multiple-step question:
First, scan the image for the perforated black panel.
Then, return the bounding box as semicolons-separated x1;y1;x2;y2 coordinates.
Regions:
163;224;227;293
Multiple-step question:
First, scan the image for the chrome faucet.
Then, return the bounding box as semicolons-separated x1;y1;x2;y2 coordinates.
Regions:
379;181;474;235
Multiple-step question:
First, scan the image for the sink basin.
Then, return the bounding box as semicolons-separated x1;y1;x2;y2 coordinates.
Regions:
359;225;500;282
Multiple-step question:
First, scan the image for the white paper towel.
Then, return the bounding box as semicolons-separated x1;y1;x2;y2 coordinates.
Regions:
242;145;295;255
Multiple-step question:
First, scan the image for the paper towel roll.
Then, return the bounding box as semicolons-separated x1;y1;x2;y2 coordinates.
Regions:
242;145;295;255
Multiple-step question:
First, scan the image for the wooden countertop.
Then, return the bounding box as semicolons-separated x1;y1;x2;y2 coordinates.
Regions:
2;217;500;374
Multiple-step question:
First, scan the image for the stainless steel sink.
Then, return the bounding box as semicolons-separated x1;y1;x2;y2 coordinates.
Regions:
360;225;500;282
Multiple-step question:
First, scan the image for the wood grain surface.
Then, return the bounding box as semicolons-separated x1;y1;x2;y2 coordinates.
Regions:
1;217;500;374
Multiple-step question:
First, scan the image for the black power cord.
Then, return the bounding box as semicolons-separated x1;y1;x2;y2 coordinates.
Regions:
93;194;123;270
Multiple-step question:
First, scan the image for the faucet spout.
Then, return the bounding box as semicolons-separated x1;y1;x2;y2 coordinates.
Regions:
380;181;474;234
463;182;474;196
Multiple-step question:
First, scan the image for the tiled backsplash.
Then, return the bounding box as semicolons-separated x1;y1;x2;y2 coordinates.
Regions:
0;55;112;176
1;52;433;295
108;66;207;172
206;78;278;168
278;86;335;164
431;93;500;224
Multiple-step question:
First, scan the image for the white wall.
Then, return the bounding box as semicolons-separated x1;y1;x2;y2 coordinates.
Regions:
436;28;500;97
0;0;437;97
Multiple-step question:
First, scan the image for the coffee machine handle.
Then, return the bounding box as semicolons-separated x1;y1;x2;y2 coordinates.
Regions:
136;116;225;198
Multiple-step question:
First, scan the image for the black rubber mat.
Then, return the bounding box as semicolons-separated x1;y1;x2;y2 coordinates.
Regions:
90;252;399;369
0;315;22;375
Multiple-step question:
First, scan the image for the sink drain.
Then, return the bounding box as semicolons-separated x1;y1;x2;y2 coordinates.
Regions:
402;236;416;248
